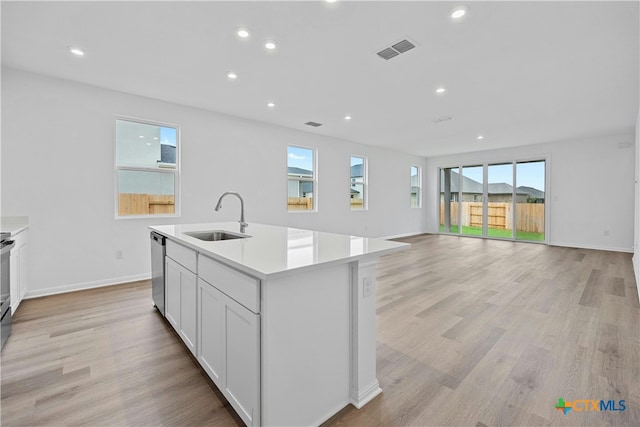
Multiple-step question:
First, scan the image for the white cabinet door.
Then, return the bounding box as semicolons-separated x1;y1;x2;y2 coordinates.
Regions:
165;257;181;330
223;295;260;427
180;270;197;354
197;279;224;383
9;248;19;314
18;242;28;301
10;230;28;315
165;256;197;355
197;276;260;426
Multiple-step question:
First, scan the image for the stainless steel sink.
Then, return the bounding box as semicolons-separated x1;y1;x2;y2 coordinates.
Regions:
185;230;250;241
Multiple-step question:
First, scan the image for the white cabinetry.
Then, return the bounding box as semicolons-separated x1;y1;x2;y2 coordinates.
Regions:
197;278;224;383
163;240;261;426
10;228;28;314
223;295;260;426
165;241;197;355
198;255;260;427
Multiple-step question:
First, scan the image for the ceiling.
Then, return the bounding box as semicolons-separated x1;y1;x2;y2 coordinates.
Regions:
2;1;638;157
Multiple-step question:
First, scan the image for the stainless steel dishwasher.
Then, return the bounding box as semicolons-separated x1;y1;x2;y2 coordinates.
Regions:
150;232;166;316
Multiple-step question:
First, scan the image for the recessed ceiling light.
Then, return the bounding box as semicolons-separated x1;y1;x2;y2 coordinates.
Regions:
153;137;159;140
451;6;468;19
435;87;446;94
265;41;277;50
236;28;250;38
267;102;276;108
69;47;85;56
344;115;352;120
139;135;144;139
326;0;338;3
227;72;238;80
477;135;484;140
146;142;152;146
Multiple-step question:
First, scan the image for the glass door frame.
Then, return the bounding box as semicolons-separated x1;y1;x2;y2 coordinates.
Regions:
438;157;549;244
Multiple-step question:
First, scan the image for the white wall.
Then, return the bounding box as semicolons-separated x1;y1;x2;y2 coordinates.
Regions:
425;131;636;253
1;68;426;297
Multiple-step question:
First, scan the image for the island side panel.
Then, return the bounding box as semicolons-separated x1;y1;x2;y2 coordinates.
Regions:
261;263;351;426
350;258;382;408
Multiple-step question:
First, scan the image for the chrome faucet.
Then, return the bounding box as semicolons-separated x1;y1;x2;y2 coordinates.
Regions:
214;192;248;233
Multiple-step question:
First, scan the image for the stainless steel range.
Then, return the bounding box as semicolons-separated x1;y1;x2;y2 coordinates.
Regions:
1;232;15;350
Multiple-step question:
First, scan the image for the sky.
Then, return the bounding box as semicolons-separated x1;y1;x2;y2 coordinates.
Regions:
160;126;177;147
287;146;314;171
461;161;545;191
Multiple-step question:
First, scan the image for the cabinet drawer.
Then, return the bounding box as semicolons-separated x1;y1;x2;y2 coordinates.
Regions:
166;239;197;273
199;255;260;313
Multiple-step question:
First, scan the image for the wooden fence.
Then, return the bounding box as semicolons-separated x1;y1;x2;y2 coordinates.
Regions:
440;202;544;233
288;197;314;211
515;203;545;233
288;197;362;210
119;193;175;216
351;199;364;209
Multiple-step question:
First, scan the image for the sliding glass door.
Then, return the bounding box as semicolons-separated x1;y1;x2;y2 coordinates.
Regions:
440;167;459;233
439;160;546;243
487;163;514;239
516;160;545;241
461;165;483;236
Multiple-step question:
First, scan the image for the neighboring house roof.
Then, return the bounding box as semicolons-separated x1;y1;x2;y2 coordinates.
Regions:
441;171;544;196
441;171;483;193
517;186;545;199
350;164;364;179
161;144;176;164
488;183;516;194
288;167;313;176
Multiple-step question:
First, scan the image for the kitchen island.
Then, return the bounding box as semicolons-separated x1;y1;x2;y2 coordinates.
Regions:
149;222;409;426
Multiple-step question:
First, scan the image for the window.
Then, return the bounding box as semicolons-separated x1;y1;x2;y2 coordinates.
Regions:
287;146;316;211
411;165;421;208
115;118;179;217
350;156;367;210
515;160;545;241
439;159;546;242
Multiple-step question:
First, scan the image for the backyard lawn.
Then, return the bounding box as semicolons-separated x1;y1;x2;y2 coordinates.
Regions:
439;225;545;241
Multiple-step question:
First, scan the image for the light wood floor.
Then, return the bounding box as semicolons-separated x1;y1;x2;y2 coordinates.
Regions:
2;234;639;426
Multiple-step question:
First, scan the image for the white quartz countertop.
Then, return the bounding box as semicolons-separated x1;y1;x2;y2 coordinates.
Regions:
150;222;409;280
1;216;29;235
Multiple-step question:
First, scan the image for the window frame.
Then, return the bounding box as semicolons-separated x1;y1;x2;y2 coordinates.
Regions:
437;156;548;243
287;145;318;213
114;116;181;219
411;165;422;208
350;155;368;211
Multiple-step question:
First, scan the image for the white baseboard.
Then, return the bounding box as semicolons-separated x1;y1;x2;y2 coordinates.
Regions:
350;380;382;409
379;231;427;240
24;273;151;299
549;241;634;254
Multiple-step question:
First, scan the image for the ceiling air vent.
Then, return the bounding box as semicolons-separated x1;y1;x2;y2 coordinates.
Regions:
392;39;415;54
431;116;454;124
376;38;417;60
305;121;323;127
377;47;400;60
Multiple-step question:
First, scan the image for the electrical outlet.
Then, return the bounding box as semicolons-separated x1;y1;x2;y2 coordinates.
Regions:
115;250;124;260
363;278;372;298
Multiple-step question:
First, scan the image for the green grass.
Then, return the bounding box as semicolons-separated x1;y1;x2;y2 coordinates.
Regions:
439;225;544;241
